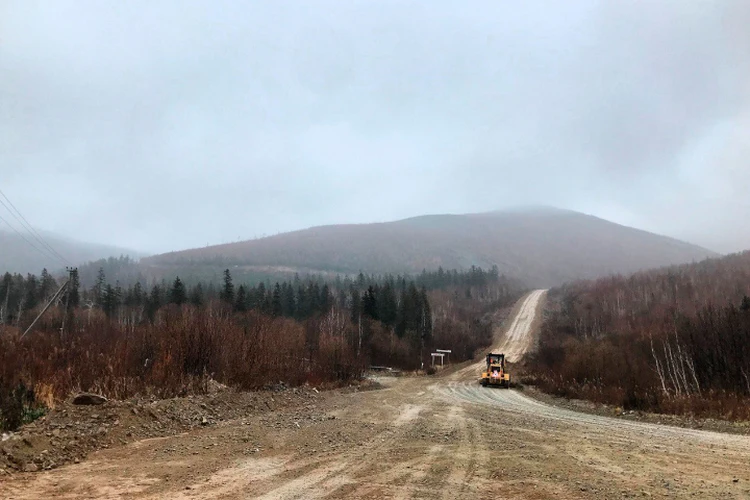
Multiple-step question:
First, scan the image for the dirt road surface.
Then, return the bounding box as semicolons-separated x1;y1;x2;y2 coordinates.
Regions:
3;290;750;499
490;288;545;363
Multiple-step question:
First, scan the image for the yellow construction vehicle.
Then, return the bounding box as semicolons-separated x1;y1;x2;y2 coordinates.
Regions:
480;353;510;387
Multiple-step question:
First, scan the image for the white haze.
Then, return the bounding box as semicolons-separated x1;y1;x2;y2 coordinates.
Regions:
1;1;749;254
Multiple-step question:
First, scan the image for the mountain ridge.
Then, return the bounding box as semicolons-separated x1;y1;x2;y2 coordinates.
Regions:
143;208;718;287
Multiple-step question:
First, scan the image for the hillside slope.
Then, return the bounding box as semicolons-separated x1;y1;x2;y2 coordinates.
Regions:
144;208;717;287
0;230;142;274
534;245;750;418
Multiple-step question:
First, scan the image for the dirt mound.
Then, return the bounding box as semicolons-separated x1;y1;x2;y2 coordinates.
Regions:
0;384;328;474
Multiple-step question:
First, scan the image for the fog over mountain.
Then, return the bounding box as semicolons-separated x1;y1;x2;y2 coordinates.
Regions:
144;208;717;288
2;1;749;255
0;229;142;274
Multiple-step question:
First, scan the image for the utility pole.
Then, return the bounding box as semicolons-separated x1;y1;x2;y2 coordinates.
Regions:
21;278;69;339
59;267;76;338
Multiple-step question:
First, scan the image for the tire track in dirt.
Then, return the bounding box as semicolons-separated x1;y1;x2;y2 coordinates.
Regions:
230;386;462;499
328;392;473;499
439;379;750;448
438;405;487;499
493;289;546;362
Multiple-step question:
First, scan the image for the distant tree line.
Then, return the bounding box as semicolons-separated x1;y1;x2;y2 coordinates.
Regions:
0;264;523;430
0;269;60;326
78;268;436;348
2;263;506;333
75;256;504;290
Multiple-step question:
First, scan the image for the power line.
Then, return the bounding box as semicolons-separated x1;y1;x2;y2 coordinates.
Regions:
0;188;71;266
0;211;62;264
0;202;67;266
0;189;70;265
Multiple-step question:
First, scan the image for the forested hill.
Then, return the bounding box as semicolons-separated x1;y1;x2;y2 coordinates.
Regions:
0;230;142;274
534;249;750;419
143;208;717;287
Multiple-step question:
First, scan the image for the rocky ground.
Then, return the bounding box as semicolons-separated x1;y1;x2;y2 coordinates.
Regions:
0;381;376;476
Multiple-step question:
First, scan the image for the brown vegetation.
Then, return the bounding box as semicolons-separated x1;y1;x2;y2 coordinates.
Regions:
0;306;361;421
0;266;524;431
531;251;750;420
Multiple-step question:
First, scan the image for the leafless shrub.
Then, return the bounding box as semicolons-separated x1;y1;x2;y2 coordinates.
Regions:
533;254;750;420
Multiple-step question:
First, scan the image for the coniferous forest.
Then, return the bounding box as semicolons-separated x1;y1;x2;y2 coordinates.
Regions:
0;265;523;430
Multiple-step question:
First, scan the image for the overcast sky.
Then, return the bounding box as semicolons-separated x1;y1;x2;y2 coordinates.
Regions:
2;1;749;255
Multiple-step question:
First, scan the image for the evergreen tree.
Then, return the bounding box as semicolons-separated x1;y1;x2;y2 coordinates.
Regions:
271;283;283;317
220;269;234;304
38;268;56;301
418;286;432;343
378;281;397;327
146;285;162;323
362;285;378;320
189;283;204;307
115;280;123;307
92;267;106;306
169;277;187;305
235;285;248;312
336;288;347;310
396;282;421;341
309;282;321;314
23;273;39;311
102;284;120;318
296;285;309;319
254;282;268;312
320;284;331;314
1;273;13;325
281;282;296;317
125;281;144;308
490;264;500;280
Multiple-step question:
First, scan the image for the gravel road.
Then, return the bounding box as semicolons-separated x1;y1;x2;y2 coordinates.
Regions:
2;290;749;499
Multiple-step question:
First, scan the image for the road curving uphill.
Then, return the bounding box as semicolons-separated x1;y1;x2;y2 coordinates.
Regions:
438;289;750;450
2;290;749;499
492;288;546;363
